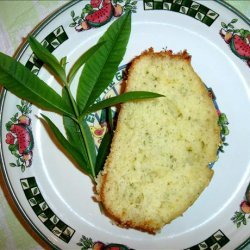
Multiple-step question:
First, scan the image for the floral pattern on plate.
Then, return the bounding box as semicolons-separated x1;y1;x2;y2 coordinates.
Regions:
231;183;250;228
77;235;133;250
70;0;137;32
219;18;250;67
5;100;33;172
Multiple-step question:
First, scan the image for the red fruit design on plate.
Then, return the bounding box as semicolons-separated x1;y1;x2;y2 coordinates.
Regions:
23;151;32;161
75;21;91;32
18;115;31;125
70;0;137;32
224;32;233;44
5;132;15;145
240;201;250;214
93;241;105;250
230;35;250;60
103;0;111;6
82;21;91;30
231;182;250;227
114;4;123;17
23;151;33;167
77;235;132;250
85;3;113;28
10;124;34;154
90;0;102;8
220;19;250;67
90;125;106;138
6;100;33;171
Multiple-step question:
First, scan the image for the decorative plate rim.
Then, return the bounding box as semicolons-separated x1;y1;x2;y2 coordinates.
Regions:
0;0;249;249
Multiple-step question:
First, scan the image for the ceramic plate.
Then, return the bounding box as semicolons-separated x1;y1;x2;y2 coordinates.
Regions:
1;0;250;249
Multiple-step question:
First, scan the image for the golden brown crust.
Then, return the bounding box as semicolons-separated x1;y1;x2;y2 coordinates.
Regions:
130;47;191;64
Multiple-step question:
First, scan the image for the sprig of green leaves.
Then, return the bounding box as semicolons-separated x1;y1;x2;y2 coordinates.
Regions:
0;12;164;181
0;52;72;116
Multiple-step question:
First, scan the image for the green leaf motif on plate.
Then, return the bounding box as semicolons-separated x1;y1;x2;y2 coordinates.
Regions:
52;229;61;235
52;216;59;224
146;2;153;7
31;68;39;74
144;0;219;27
29;198;37;206
41;202;47;210
163;3;170;10
180;6;186;14
51;41;60;47
197;12;203;20
208;11;217;17
191;4;199;10
211;244;220;250
42;40;49;48
199;242;207;248
32;187;39;195
214;233;223;241
64;228;71;236
55;27;62;36
187;230;229;250
21;181;29;188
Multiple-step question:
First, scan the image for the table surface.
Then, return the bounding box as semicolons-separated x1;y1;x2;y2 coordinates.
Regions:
0;1;249;249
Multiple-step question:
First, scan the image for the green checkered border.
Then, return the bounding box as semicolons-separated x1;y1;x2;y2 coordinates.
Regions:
144;0;219;26
25;25;68;75
20;177;75;243
185;230;230;250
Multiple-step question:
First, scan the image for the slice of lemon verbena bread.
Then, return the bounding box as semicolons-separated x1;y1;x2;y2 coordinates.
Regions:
96;48;220;234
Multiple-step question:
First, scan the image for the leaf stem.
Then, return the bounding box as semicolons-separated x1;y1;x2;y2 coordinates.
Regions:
64;84;96;180
77;120;96;179
65;85;80;116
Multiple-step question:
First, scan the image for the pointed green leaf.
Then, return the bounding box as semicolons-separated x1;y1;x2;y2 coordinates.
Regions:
95;129;113;176
0;52;73;116
28;36;66;84
41;114;91;174
82;91;164;116
81;119;97;169
108;107;114;131
67;41;106;84
95;108;114;176
76;11;132;112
